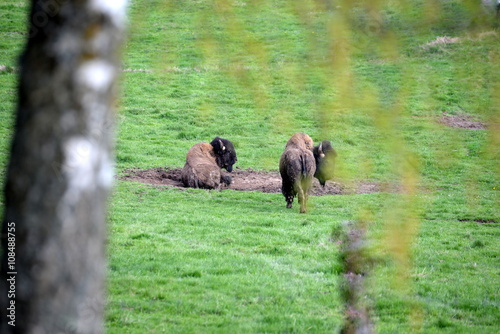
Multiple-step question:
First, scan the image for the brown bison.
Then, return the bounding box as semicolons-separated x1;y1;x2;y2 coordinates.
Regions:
313;140;337;186
181;137;237;189
279;132;316;213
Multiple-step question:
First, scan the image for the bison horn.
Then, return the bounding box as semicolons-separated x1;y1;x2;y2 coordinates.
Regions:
218;139;226;151
319;142;325;157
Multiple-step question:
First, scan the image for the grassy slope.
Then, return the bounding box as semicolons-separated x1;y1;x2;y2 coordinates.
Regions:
0;1;499;333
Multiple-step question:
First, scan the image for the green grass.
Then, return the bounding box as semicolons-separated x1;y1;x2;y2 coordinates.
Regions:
107;183;348;333
1;0;499;333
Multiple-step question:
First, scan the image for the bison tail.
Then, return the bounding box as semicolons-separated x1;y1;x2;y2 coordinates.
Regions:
300;154;314;178
300;155;307;177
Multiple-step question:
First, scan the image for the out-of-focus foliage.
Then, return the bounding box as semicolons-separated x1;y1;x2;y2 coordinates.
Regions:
0;0;498;332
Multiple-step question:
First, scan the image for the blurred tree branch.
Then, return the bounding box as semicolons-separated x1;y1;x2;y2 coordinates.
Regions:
0;1;127;333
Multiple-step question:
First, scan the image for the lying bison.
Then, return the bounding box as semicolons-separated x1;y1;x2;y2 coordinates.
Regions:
313;140;337;186
181;137;237;189
279;132;316;213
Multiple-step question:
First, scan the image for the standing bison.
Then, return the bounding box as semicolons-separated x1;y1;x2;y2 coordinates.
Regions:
181;137;237;189
313;140;337;186
279;132;316;213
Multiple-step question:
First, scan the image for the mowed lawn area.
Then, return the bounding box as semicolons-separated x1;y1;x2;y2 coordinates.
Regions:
0;1;499;333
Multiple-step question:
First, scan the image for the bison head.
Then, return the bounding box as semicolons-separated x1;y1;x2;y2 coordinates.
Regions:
210;137;237;172
313;140;336;186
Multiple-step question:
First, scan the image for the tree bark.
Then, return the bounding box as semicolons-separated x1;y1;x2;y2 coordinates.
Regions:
0;1;127;333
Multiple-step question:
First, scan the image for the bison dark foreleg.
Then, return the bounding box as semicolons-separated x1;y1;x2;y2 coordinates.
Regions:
220;174;232;186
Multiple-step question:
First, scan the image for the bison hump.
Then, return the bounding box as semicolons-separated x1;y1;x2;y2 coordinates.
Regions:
285;132;314;150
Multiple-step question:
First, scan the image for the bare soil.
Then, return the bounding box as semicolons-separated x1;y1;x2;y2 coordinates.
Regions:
120;167;398;195
438;112;486;130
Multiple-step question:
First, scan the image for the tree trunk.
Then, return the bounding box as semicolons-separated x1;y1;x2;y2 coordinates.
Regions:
1;1;127;333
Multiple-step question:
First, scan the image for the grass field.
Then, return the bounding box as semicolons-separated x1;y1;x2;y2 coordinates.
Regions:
1;0;499;333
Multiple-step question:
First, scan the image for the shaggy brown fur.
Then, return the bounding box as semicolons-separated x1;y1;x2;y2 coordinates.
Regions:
279;132;316;213
181;137;237;189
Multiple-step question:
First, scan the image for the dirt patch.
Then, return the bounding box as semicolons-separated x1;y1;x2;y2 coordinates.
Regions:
120;167;398;195
438;112;486;130
421;36;461;50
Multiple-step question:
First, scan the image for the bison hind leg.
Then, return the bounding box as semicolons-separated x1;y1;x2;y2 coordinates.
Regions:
281;179;295;209
285;190;294;208
297;177;312;213
297;189;307;213
182;165;198;188
181;164;221;189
